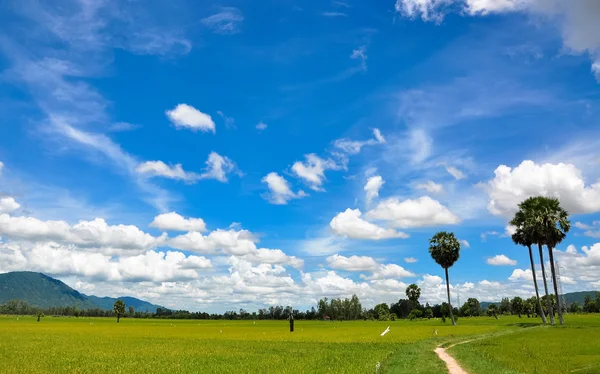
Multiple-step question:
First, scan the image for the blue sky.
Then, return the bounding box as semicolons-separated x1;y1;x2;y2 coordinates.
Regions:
0;0;600;312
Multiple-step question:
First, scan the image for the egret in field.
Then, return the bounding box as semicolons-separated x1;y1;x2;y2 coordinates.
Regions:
380;326;390;336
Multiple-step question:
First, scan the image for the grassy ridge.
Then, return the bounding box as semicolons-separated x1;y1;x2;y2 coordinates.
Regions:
0;315;598;373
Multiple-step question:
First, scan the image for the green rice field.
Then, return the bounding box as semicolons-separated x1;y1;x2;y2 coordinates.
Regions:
0;314;598;373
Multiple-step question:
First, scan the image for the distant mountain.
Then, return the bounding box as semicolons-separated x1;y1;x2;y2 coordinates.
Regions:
0;271;97;309
84;295;163;313
0;271;163;312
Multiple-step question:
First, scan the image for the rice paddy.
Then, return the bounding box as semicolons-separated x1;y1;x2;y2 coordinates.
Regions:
0;314;598;373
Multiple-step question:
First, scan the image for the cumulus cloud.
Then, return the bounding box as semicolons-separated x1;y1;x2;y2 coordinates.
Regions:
261;172;307;205
326;254;378;271
150;212;207;232
366;196;460;228
0;161;4;176
415;180;443;193
0;214;162;255
484;160;600;217
404;257;418;263
0;197;20;214
242;248;304;269
201;7;244;35
409;128;433;164
360;263;415;280
291;154;341;191
330;208;409;240
460;239;470;248
198;152;240;183
364;175;385;203
0;241;210;282
166;104;216;133
486;254;517;266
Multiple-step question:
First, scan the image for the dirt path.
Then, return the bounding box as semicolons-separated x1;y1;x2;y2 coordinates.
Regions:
434;346;469;374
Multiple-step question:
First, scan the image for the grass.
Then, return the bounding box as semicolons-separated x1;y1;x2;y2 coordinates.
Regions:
0;314;598;373
450;314;600;374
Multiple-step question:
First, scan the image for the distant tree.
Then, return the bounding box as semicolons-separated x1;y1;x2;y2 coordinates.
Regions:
424;308;433;320
36;309;43;322
466;298;481;317
429;231;461;326
374;303;390;321
510;297;524;318
499;297;511;315
486;304;499;319
390;299;413;319
569;302;582;314
114;300;126;323
408;309;423;321
405;284;421;306
583;295;596;313
523;298;534;317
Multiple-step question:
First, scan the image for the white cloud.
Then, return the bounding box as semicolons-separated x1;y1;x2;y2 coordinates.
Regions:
445;166;466;180
166;104;216;133
168;229;257;256
593;60;600;82
508;268;532;282
299;236;346;256
201;7;244;35
395;0;600;81
404;257;418;263
0;241;210;283
291;154;340;191
361;263;415;280
373;129;386;144
409;128;432;164
415;180;443;193
136;161;199;182
0;161;4;176
364;175;385;203
256;122;268;131
150;212;207;232
0;197;20;214
326;254;378;271
333;128;386;155
198;152;240;183
243;248;304;269
485;160;600;217
261;172;307;205
0;214;162;255
330;208;409;240
366;196;460;228
217;111;235;129
574;221;600;238
486;254;517;266
351;45;367;70
321;12;347;17
460;239;470;248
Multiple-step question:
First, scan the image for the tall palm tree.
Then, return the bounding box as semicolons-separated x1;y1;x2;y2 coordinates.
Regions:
510;227;547;324
429;231;461;326
515;197;555;325
529;197;570;325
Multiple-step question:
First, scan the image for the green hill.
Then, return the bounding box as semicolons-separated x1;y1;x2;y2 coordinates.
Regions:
0;272;163;312
0;271;97;309
480;291;599;310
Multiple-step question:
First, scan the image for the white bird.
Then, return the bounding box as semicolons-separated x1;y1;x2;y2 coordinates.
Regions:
380;326;390;336
434;329;438;335
376;362;381;372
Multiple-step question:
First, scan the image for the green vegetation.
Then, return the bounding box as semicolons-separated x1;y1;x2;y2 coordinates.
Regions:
451;315;600;373
428;231;462;326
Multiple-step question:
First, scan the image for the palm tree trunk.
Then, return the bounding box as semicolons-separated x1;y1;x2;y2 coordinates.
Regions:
538;244;555;325
547;246;564;325
528;244;547;324
445;267;456;326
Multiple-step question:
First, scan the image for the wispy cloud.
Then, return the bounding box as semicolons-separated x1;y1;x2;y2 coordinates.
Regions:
321;12;347;17
201;7;244;35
